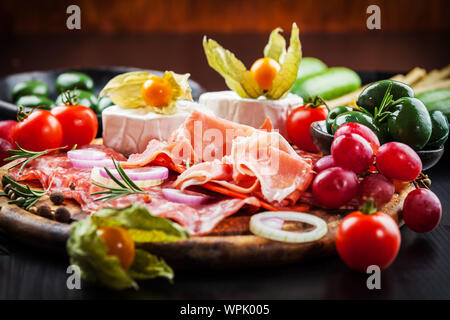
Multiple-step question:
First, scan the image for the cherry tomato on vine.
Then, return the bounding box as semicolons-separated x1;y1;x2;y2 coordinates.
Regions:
331;133;374;174
141;76;173;107
376;142;422;182
334;122;380;153
97;226;135;270
336;202;401;271
51;104;98;149
12;109;63;152
403;188;442;233
287;101;328;152
250;57;280;90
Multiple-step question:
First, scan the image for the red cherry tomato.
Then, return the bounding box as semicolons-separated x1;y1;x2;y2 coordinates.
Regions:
313;155;335;173
0;120;17;144
12;110;63;152
312;167;359;209
0;138;13;166
336;209;401;271
403;188;441;233
287;104;328;152
331;133;374;174
358;173;395;208
376;142;422;181
334;122;380;153
51;105;98;149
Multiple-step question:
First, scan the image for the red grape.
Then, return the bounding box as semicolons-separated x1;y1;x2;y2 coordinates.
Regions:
358;174;395;207
403;188;442;233
331;133;374;174
376;142;422;181
0;120;17;144
312;167;359;209
334;122;380;152
0;138;13;166
313;155;335;173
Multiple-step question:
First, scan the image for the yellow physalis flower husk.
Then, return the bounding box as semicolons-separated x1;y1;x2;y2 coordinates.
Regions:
203;37;263;99
202;23;301;100
99;71;192;114
263;27;286;64
265;23;302;100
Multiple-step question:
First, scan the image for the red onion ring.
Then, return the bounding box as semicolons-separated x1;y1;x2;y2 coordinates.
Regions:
70;158;116;170
67;149;106;161
162;188;208;205
99;166;169;181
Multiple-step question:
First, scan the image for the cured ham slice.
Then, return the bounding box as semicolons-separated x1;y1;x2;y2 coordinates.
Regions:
125;111;314;205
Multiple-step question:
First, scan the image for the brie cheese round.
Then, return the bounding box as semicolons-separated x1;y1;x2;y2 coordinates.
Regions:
199;91;303;138
102;100;205;155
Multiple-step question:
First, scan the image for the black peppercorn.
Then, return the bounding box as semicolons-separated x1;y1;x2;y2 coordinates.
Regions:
37;205;53;219
55;207;71;223
69;182;76;190
49;192;65;205
3;183;11;194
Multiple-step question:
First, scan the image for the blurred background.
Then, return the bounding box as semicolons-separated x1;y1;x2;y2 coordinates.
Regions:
1;0;449;90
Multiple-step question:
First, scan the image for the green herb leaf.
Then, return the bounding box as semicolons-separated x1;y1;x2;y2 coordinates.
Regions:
67;217;137;290
5;143;66;175
94;204;189;239
67;205;187;290
91;158;148;202
128;249;173;281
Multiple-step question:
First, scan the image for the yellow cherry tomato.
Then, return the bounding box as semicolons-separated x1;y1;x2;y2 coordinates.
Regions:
97;226;135;270
141;76;173;107
250;57;280;90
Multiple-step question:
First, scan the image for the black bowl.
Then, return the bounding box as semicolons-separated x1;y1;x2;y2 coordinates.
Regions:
0;67;206;136
310;120;444;171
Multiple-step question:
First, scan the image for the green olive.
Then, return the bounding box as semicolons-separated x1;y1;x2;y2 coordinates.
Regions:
15;95;54;110
12;81;50;103
387;97;432;150
426;110;449;149
55;72;94;92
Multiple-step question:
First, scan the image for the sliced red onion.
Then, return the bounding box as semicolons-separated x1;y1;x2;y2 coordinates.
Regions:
99;166;169;181
162;188;208;205
67;149;106;161
70;158;116;170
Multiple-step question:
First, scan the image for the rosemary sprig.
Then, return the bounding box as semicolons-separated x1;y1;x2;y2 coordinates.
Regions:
5;143;67;175
373;83;394;123
1;175;47;210
91;158;149;202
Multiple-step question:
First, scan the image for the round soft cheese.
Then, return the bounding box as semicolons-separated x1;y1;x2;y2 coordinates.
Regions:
102;100;204;155
199;91;303;138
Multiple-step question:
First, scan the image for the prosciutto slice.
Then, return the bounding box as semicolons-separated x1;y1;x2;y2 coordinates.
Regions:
124;111;314;205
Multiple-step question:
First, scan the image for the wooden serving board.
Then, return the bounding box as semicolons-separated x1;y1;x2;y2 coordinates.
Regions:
0;168;414;269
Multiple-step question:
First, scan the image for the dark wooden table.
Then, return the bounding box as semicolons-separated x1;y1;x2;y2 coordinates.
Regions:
1;33;449;299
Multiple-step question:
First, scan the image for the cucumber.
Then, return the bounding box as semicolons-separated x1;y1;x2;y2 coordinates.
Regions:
291;67;361;101
297;57;327;79
416;89;450;122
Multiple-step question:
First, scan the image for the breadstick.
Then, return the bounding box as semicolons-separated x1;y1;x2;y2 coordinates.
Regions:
414;79;450;94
